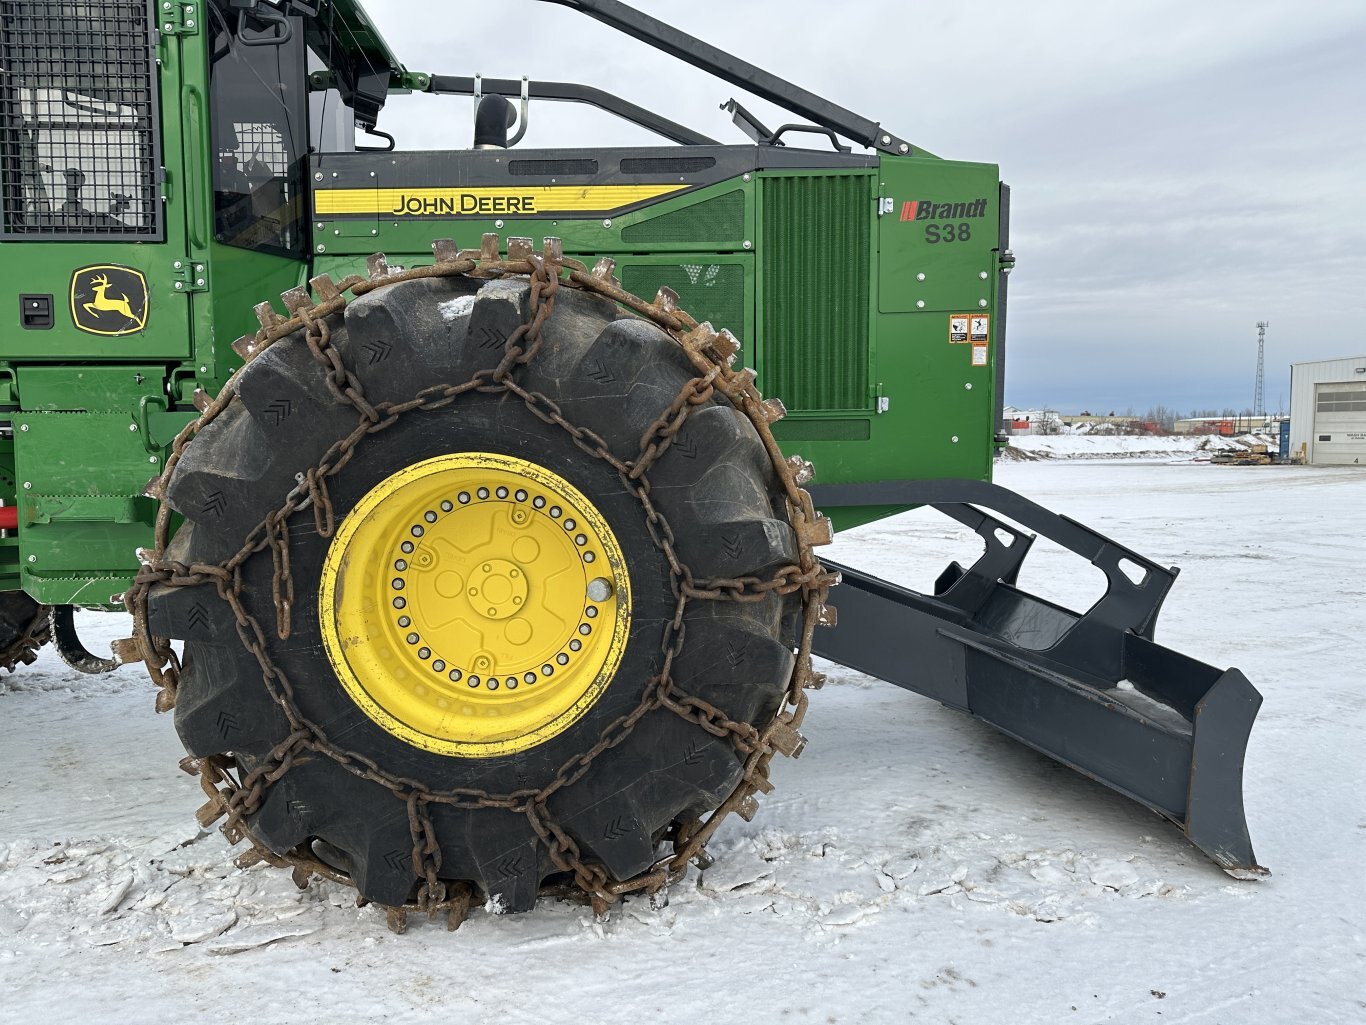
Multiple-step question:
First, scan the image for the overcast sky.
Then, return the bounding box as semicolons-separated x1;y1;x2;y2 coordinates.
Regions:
361;0;1366;414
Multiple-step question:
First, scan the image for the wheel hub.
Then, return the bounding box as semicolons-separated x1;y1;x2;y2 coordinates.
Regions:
320;453;632;757
468;559;527;620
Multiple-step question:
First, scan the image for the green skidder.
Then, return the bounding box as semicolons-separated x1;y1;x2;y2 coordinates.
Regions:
0;0;1261;927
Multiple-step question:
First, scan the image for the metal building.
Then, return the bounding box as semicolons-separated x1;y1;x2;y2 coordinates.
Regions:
1289;356;1366;465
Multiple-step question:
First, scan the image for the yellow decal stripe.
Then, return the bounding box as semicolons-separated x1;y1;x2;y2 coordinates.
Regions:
315;184;689;217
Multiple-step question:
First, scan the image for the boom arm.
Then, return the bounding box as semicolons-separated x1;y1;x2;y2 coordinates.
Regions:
536;0;916;155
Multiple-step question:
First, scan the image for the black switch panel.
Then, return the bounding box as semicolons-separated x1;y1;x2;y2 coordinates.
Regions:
19;294;53;330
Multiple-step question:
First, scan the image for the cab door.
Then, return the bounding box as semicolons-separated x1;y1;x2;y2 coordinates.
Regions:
0;0;195;361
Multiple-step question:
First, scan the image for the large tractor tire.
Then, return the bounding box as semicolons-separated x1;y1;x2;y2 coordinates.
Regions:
141;257;826;917
0;592;51;673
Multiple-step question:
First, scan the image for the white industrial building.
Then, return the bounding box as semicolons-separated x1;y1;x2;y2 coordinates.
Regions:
1289;356;1366;465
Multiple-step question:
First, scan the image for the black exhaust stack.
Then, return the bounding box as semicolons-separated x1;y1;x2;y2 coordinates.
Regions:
474;94;517;149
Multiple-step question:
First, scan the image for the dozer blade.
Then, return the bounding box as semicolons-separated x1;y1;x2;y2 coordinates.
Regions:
809;479;1266;876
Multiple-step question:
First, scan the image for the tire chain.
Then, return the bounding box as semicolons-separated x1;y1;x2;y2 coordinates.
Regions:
121;236;838;932
0;602;52;674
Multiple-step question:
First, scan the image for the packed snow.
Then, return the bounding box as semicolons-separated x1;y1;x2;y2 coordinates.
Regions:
438;294;476;322
1;458;1362;1023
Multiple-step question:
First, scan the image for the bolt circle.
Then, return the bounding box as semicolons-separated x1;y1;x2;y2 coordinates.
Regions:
321;454;632;758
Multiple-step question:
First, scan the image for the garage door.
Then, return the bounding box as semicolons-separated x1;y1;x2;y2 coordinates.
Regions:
1312;384;1366;465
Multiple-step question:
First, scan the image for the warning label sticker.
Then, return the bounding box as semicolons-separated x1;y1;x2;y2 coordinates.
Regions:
971;343;989;367
949;315;969;343
970;315;990;343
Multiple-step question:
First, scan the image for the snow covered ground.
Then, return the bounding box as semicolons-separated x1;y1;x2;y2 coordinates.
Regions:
2;459;1363;1024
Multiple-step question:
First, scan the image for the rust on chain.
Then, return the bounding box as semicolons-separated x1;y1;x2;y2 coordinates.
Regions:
0;602;52;674
123;237;838;929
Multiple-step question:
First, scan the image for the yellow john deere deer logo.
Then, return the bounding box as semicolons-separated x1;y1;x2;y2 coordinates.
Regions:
70;265;149;336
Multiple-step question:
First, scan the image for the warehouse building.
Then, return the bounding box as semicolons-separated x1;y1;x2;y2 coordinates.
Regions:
1289;356;1366;465
1173;415;1280;436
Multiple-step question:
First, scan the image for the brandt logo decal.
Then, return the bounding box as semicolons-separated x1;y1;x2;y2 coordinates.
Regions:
70;265;149;336
901;198;990;222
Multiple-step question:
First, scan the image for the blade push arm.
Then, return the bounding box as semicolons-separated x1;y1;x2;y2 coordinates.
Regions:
811;480;1265;876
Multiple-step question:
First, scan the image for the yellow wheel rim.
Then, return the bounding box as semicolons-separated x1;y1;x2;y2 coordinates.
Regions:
319;453;632;757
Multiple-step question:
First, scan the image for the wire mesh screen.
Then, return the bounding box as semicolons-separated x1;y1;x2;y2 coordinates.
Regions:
621;262;746;358
620;190;745;244
0;0;161;239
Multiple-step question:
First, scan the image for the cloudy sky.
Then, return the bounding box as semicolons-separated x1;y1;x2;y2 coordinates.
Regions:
361;0;1366;414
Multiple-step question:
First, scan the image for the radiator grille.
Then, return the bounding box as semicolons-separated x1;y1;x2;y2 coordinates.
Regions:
761;175;870;411
620;189;744;244
0;0;161;238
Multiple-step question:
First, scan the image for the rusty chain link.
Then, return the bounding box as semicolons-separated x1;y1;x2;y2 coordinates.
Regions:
125;235;837;931
0;601;52;674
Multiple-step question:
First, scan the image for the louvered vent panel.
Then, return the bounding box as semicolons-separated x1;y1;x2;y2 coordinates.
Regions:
761;175;870;411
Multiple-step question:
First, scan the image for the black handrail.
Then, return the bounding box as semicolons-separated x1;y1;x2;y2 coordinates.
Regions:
426;75;718;148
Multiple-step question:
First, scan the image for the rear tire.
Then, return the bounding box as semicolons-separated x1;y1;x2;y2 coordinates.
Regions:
0;591;51;673
148;273;799;911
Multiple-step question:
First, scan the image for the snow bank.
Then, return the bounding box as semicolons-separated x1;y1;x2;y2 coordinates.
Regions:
1005;433;1277;461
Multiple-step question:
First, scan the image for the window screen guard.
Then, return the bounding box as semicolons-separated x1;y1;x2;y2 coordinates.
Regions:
0;0;163;240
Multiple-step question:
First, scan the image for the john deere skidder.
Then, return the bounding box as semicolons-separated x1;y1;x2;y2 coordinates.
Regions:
0;0;1265;924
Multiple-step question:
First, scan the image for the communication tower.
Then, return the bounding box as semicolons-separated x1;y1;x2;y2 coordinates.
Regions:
1253;321;1267;418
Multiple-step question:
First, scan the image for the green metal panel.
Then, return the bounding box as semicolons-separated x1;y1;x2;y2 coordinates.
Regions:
758;173;873;413
10;363;189;605
619;262;745;326
312;154;1006;536
313;175;762;366
770;155;1005;531
17;364;167;411
199;241;306;398
0;1;202;601
13;410;162;605
772;419;871;442
877;159;999;314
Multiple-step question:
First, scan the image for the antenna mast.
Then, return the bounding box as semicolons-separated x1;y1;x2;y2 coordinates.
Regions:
1253;321;1267;418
